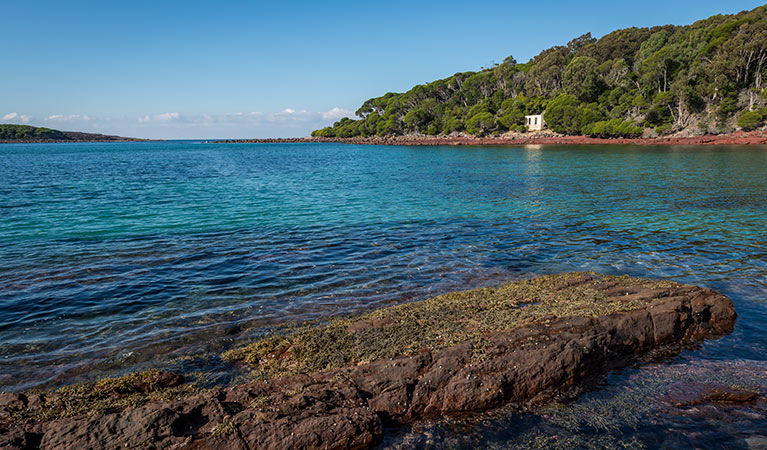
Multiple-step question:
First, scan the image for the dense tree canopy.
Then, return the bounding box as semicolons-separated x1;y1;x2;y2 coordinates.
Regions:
0;125;68;141
314;6;767;138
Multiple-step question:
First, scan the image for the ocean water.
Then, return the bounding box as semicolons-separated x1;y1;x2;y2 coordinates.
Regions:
1;142;766;447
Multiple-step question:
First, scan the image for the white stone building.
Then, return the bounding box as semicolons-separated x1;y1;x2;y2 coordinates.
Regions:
525;114;545;131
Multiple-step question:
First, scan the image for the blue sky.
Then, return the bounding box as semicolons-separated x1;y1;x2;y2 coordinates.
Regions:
2;0;765;139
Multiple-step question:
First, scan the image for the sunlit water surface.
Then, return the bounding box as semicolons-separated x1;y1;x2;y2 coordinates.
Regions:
1;142;765;448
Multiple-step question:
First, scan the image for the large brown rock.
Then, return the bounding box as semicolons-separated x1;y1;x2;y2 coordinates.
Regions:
0;274;736;449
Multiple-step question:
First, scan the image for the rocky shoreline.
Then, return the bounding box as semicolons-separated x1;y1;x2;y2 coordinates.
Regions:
0;273;741;449
213;129;767;146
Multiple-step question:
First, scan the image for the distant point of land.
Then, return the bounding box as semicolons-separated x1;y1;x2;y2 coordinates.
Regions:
0;124;148;143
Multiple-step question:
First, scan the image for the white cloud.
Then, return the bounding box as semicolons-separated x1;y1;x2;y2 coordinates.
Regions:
270;107;353;123
2;112;31;123
44;114;91;122
321;107;350;120
0;107;354;139
138;112;181;123
135;107;353;128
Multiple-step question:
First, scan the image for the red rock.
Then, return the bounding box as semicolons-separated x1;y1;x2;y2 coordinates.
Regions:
213;130;767;146
665;381;761;407
131;371;184;393
0;276;737;449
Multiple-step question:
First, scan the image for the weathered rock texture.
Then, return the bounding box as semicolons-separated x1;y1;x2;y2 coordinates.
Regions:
0;273;736;450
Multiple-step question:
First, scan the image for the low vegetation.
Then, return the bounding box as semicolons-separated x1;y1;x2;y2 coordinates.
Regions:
10;370;196;423
313;6;767;138
737;108;767;130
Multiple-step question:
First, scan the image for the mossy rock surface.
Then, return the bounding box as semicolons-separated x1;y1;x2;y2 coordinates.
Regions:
0;272;737;450
7;369;196;423
223;272;676;379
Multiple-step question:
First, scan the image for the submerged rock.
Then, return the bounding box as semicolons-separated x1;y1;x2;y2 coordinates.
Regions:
665;382;761;408
0;273;736;449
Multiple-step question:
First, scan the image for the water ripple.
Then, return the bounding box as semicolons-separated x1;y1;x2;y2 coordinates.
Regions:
0;143;766;440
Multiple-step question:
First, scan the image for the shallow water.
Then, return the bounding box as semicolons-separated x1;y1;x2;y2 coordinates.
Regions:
1;142;766;446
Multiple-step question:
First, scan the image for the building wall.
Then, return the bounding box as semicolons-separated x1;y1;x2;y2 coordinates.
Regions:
525;114;545;131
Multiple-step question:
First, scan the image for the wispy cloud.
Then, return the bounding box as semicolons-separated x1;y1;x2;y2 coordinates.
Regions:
2;112;31;123
1;107;354;139
45;114;91;122
138;112;181;123
135;108;353;127
321;107;350;120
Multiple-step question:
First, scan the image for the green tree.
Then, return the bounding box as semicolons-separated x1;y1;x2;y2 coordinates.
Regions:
311;5;767;139
635;30;669;68
563;56;602;102
442;115;464;134
403;107;433;133
545;93;582;134
465;112;497;135
576;102;605;132
640;46;678;93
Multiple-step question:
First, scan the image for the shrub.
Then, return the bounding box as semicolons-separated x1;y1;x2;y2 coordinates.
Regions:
465;112;497;135
510;124;528;133
545;93;582;134
644;104;670;127
499;108;525;129
577;103;605;130
441;116;464;134
311;127;335;137
582;119;643;138
717;95;739;124
737;110;766;131
376;119;399;136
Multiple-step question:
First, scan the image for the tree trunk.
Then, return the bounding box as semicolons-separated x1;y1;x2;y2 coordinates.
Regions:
668;104;677;124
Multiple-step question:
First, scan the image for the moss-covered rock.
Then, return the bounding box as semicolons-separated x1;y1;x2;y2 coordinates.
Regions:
223;272;677;378
5;370;195;424
0;273;737;450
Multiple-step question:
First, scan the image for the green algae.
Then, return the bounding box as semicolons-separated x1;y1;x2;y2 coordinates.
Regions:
10;273;678;424
223;272;677;379
249;394;272;408
11;369;198;423
211;419;239;435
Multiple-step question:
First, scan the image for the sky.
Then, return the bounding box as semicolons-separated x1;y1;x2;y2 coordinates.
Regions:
2;0;765;139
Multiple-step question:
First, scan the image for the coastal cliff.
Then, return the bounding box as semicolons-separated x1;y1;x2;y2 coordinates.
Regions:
0;273;741;450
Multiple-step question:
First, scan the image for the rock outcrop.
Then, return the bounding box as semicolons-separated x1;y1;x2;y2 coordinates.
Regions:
0;273;737;450
213;129;767;146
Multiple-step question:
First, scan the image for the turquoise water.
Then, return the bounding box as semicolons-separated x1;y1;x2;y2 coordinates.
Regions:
1;142;766;447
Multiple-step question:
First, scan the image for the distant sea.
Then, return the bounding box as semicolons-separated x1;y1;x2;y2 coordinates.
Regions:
1;141;765;447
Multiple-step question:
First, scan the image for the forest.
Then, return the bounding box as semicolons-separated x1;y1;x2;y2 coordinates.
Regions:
0;125;68;141
313;6;767;138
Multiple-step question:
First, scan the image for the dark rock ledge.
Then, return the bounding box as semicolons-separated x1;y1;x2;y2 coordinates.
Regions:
0;273;737;450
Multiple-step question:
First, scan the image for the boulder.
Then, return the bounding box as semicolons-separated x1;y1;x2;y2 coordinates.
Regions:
0;273;736;449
